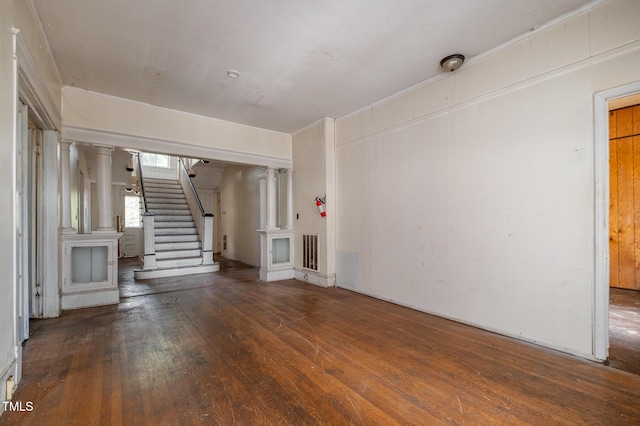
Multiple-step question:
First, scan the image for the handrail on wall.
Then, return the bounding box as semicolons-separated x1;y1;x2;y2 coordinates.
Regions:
136;153;149;213
179;157;206;217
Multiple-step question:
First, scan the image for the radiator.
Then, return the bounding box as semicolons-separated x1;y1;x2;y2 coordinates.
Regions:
302;234;318;271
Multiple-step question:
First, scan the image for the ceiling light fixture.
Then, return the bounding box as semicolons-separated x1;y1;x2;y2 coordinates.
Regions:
440;54;465;72
227;69;240;78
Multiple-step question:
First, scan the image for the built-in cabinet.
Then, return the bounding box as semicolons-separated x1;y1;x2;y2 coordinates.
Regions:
60;233;121;309
609;104;640;290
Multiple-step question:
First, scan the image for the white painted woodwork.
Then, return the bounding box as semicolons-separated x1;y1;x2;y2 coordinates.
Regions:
334;0;640;361
285;169;293;230
16;100;29;343
141;213;157;270
60;140;75;233
121;228;142;258
193;188;219;254
61;88;292;165
259;229;295;282
266;168;277;230
41;131;60;318
60;233;121;309
0;16;19;405
594;82;640;360
94;146;115;231
259;175;266;230
136;176;219;278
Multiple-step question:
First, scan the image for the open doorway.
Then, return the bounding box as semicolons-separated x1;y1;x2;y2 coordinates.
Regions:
594;82;640;365
608;99;640;375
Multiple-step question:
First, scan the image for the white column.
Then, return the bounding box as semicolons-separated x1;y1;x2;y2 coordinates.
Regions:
259;176;266;230
95;146;115;232
266;167;277;230
284;169;293;229
60;140;75;234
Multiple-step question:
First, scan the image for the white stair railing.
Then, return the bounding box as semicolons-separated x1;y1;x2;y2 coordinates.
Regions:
178;158;214;266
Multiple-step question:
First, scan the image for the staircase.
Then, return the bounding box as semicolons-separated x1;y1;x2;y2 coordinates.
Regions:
133;177;219;279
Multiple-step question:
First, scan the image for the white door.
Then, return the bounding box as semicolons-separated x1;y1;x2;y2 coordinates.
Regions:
121;192;143;257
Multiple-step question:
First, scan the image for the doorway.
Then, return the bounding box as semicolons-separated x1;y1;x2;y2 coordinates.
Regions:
594;82;640;363
608;101;640;374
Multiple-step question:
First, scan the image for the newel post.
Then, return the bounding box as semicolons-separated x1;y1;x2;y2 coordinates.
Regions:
142;213;157;270
202;214;214;265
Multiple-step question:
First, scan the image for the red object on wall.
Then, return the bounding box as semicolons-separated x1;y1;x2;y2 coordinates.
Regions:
316;197;326;217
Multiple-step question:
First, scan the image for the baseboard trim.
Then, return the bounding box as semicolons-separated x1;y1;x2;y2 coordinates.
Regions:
294;269;336;288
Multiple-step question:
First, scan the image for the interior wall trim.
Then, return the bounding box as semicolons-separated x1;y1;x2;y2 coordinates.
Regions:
62;125;293;169
337;39;640;149
16;34;61;130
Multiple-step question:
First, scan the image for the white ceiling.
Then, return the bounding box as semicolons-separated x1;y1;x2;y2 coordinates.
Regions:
33;0;596;133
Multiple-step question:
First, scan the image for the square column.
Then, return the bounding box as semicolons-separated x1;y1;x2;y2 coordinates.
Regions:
60;140;75;234
94;146;115;232
284;169;293;229
266;167;277;230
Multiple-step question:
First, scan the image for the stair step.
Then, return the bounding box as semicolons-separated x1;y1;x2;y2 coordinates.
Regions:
147;209;191;216
145;178;179;183
146;197;188;205
156;249;202;260
145;191;186;198
153;215;194;222
156;256;203;268
145;180;181;185
146;204;190;211
155;228;198;236
155;234;199;243
154;221;195;228
145;182;181;188
133;263;220;280
155;241;201;251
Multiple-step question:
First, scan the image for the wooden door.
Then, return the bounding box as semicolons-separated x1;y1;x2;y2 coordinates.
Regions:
610;104;640;290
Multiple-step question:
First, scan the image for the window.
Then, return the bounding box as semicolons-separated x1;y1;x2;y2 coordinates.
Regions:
124;196;141;228
139;152;170;168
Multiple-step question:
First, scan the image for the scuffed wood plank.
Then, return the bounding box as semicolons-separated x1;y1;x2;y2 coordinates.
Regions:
2;257;640;425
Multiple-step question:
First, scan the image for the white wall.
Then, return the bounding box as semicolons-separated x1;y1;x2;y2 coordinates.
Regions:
335;0;640;359
292;118;336;286
61;87;292;168
219;165;262;266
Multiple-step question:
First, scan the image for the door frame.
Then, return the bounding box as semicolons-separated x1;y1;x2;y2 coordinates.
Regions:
594;81;640;360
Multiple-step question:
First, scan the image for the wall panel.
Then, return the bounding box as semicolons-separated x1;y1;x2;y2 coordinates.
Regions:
335;0;640;358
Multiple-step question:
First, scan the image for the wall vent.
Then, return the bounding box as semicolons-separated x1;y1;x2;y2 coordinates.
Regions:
303;234;318;271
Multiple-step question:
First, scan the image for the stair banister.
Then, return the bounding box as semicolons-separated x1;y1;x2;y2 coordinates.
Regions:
178;157;214;266
136;153;149;213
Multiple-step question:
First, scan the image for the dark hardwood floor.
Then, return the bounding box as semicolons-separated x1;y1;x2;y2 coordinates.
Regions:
2;258;640;425
609;287;640;375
